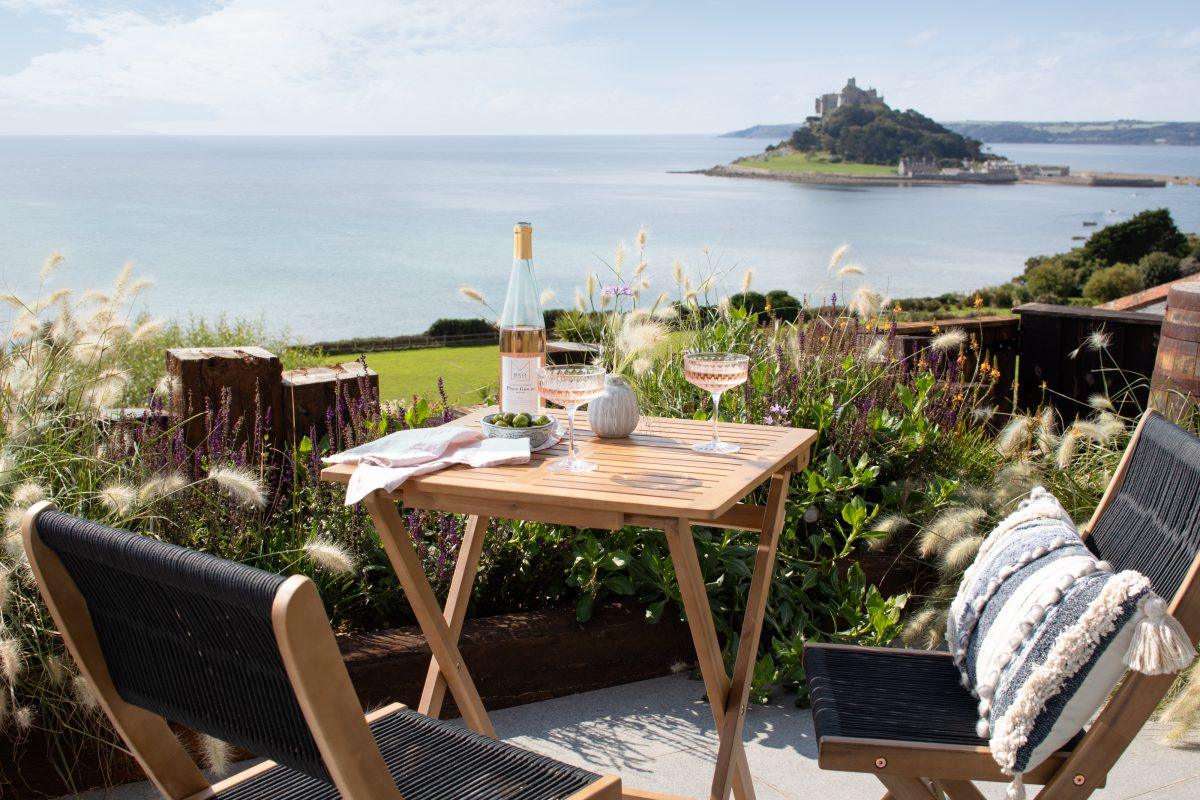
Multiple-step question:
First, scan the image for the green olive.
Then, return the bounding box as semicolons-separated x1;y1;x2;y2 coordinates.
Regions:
503;413;516;425
513;414;531;428
533;415;551;427
492;419;509;428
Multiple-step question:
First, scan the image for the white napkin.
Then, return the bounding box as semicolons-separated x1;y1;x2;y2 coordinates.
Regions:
325;426;531;505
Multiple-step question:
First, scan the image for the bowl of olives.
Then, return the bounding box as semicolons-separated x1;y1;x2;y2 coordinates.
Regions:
481;411;557;449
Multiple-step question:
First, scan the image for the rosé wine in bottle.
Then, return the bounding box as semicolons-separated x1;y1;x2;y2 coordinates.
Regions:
498;222;546;414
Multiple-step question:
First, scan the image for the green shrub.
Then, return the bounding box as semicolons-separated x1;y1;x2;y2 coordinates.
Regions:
1084;263;1144;303
1024;261;1079;303
765;290;801;322
1138;251;1182;286
425;317;497;337
1181;255;1200;277
1083;208;1188;265
729;291;767;315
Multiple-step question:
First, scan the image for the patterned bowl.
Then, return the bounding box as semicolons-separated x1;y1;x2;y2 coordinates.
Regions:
481;413;557;450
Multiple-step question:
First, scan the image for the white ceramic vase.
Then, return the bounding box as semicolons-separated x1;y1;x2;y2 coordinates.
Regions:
587;375;640;438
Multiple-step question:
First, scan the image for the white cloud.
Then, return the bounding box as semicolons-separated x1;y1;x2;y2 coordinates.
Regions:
906;29;938;46
0;0;616;133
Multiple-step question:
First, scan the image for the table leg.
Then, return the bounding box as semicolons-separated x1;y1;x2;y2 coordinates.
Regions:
363;492;497;738
419;513;490;718
709;472;792;800
663;517;757;800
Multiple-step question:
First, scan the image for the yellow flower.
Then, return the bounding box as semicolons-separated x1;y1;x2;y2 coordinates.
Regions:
974;295;984;308
930;323;940;334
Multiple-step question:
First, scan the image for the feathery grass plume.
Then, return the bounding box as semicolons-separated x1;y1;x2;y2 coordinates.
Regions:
741;269;754;294
1162;668;1200;744
636;228;647;251
130;318;164;343
12;706;33;732
1096;411;1126;439
671;260;683;286
633;260;648;277
697;276;713;295
302;536;356;574
201;735;234;775
1056;428;1082;470
71;674;100;712
901;606;945;648
112;261;135;298
0;292;26;310
973;406;997;423
865;337;888;361
848;286;885;319
45;655;67;686
1035;406;1059;456
867;514;909;551
617;318;666;357
941;535;984;575
991;460;1039;508
836;263;865;277
573;289;587;311
1086;329;1112;352
0;564;10;613
631;358;651;376
717;297;731;318
209;467;267;509
918;507;986;558
626;308;651;324
613;242;627;276
1088;393;1115;412
98;483;137;516
828;243;849;271
458;286;487;305
539;288;555;307
585;272;597;298
40;251;65;280
931;328;967;353
652;302;677;321
137;472;188;504
155;373;181;398
599;294;612;310
996;415;1033;456
12;481;47;509
0;638;24;683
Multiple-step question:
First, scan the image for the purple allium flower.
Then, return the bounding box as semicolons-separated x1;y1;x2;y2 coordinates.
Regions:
601;284;635;297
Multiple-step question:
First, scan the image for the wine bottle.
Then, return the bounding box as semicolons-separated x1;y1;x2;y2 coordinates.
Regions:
498;222;546;414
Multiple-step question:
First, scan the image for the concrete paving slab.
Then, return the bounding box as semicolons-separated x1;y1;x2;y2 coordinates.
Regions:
61;674;1200;799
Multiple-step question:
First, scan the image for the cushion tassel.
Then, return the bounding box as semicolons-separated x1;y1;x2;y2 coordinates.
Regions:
1005;774;1026;800
1125;596;1198;675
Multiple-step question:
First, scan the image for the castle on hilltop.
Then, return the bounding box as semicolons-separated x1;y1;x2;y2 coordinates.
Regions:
815;78;884;117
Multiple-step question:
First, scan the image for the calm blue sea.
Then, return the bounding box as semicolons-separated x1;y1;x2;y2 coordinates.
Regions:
2;136;1198;340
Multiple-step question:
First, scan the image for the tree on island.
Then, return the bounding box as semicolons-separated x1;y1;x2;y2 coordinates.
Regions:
787;104;984;165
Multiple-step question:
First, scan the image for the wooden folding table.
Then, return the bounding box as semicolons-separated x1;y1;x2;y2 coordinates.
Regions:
321;407;816;800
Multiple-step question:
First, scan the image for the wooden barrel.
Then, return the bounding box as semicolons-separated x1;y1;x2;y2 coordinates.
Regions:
1149;282;1200;421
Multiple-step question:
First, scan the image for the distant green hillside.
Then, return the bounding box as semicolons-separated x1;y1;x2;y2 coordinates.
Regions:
783;104;984;165
722;123;805;139
945;120;1200;145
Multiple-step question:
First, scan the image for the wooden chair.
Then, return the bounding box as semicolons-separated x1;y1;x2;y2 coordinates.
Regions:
803;410;1200;800
21;503;621;800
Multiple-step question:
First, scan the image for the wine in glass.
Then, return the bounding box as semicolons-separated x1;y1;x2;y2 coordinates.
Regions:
683;351;749;453
537;364;607;473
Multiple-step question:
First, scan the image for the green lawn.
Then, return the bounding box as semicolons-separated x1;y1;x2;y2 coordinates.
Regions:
739;152;896;176
323;345;497;404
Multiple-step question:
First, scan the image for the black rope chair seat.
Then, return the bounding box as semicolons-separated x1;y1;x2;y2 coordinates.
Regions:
216;706;597;800
805;645;1083;750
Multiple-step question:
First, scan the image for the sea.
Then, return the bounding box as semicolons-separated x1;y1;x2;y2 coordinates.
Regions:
2;136;1198;341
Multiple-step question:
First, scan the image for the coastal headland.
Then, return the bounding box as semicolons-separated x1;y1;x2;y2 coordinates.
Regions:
692;162;1199;188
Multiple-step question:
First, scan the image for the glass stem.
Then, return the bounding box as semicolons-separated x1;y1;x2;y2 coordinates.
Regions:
567;406;578;460
711;391;723;443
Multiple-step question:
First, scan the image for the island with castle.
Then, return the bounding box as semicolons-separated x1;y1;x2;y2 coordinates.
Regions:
697;78;1197;188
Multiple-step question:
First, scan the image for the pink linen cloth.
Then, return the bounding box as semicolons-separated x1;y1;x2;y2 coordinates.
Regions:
324;426;530;504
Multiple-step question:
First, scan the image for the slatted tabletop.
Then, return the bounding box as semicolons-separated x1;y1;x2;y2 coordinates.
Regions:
321;407;817;526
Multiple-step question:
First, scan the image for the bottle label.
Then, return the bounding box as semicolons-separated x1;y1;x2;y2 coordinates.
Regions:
501;355;540;414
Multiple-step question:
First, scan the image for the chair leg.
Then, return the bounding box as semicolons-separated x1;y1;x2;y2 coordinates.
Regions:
939;779;985;800
878;776;938;800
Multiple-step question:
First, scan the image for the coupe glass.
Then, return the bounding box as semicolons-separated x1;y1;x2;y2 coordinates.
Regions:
537;364;607;473
683;351;749;453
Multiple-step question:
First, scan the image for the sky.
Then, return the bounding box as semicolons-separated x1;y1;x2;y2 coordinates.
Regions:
0;0;1198;135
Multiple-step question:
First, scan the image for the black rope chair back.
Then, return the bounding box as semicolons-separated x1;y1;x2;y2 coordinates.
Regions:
34;510;331;782
1087;412;1200;601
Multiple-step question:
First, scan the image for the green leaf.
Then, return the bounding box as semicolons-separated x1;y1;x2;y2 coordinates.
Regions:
575;593;595;622
603;575;636;595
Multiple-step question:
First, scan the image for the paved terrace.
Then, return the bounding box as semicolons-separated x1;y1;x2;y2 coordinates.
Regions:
68;674;1199;800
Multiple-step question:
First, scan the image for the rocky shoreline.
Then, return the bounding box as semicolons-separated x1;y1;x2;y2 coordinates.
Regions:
689;163;1199;188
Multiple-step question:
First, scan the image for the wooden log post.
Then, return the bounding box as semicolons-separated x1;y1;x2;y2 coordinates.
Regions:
1150;282;1200;423
165;347;283;452
281;361;380;446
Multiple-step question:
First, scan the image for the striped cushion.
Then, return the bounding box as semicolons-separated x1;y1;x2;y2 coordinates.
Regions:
947;488;1158;775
